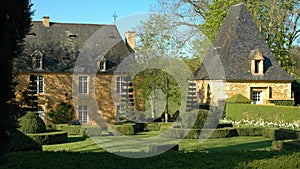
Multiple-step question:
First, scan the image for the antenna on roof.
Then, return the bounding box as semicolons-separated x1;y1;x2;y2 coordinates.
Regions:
113;12;118;25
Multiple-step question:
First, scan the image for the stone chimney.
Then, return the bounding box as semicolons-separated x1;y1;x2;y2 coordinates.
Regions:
125;31;136;51
42;16;50;27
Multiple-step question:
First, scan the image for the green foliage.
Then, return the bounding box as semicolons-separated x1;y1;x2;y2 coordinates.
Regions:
82;126;102;137
5;130;42;153
268;100;295;106
48;102;76;124
263;128;297;140
0;0;33;155
236;127;263;136
19;112;46;134
226;103;300;124
143;122;173;131
52;124;83;135
180;109;209;129
27;131;68;145
164;128;239;139
109;124;135;135
226;94;252;104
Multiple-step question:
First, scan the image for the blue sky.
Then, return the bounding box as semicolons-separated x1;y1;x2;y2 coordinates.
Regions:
31;0;157;24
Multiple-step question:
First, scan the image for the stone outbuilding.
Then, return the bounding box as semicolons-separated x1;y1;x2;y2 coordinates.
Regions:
192;4;294;105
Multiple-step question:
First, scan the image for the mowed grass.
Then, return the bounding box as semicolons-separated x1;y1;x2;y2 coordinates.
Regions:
43;131;273;152
2;131;300;169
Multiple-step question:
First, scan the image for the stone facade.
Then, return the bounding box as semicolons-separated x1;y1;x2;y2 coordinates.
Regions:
14;73;125;126
194;80;293;105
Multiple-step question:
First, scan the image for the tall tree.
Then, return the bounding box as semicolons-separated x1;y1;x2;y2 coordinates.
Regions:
0;0;32;154
134;14;182;122
152;0;300;73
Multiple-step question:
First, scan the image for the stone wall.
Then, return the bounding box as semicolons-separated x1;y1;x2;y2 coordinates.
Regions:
14;73;120;126
194;80;293;105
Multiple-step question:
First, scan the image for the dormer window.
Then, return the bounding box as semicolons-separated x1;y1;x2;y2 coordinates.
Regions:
97;56;106;71
250;49;264;75
31;50;43;69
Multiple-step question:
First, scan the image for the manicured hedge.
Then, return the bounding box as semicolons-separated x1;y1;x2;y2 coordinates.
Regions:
27;131;68;145
268;100;295;106
82;126;102;137
262;128;297;140
109;124;135;135
236;127;263;136
144;122;174;131
6;130;42;152
52;124;83;135
226;103;300;123
163;128;239;139
272;140;300;151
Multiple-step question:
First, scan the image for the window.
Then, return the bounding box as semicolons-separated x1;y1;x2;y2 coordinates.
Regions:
36;56;42;69
254;60;260;74
79;76;88;94
99;61;105;71
252;91;262;104
78;106;88;123
116;77;124;94
36;76;44;94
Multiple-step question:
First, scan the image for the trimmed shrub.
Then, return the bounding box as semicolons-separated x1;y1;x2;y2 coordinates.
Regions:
149;144;179;152
163;128;238;139
180;109;210;129
263;128;297;140
51;124;83;135
144;122;174;131
226;94;252;104
236;127;263;136
82;126;102;137
27;131;68;145
272;140;300;151
6;130;42;152
268;100;295;106
19;112;46;134
48;102;76;124
226;103;300;124
109;124;135;135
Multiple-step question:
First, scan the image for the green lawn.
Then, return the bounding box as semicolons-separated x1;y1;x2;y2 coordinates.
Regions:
1;131;300;169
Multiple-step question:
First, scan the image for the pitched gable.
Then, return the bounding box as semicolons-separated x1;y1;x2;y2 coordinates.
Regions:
194;4;294;82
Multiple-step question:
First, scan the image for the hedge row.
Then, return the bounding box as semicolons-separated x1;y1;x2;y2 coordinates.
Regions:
226;103;300;123
6;130;42;152
163;127;299;140
27;131;68;145
272;140;300;151
49;124;102;136
109;124;135;135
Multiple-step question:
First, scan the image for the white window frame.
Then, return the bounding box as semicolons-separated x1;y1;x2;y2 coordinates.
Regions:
36;76;44;94
36;106;45;121
78;76;88;94
252;91;263;104
35;56;42;69
116;76;124;94
78;105;88;123
116;105;125;122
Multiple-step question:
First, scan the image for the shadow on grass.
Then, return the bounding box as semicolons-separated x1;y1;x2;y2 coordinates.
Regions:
67;136;87;143
2;149;299;169
203;140;273;151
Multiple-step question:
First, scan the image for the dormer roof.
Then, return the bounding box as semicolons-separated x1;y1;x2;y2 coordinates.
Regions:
194;4;294;82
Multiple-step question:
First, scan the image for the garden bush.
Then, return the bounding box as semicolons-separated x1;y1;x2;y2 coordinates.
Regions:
272;140;300;151
226;94;252;104
48;102;76;124
19;112;46;134
263;128;297;140
235;127;263;136
51;124;83;135
6;130;42;152
163;128;238;139
82;126;102;137
27;131;68;145
144;122;173;131
226;103;300;124
109;124;135;135
180;109;210;129
268;100;295;106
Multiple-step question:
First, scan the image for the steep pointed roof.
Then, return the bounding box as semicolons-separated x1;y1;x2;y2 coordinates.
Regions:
194;4;294;82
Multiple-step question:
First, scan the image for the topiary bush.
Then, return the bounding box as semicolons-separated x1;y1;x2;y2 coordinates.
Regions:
180;109;209;129
226;94;252;104
19;112;46;134
48;102;76;124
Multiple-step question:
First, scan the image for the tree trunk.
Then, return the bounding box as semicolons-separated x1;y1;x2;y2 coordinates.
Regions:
150;94;155;118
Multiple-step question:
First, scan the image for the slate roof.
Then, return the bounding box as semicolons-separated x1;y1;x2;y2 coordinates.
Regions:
194;4;294;82
14;21;133;73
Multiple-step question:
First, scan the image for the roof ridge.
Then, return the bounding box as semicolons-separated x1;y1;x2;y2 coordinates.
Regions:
31;21;115;27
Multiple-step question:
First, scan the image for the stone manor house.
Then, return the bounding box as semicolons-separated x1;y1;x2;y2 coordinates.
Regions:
14;4;294;125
